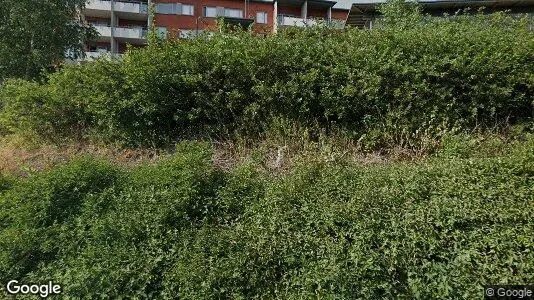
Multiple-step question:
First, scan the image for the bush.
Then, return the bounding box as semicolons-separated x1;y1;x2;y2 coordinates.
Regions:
0;158;121;281
0;79;52;137
45;60;129;142
0;6;532;149
0;174;15;193
0;60;127;143
0;140;532;298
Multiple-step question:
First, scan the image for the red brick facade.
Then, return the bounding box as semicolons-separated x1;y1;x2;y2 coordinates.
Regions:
81;0;349;56
153;0;349;36
331;9;348;22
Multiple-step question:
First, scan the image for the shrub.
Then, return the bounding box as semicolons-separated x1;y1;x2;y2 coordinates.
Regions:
0;60;127;143
0;6;532;149
45;60;129;142
0;140;532;298
0;79;52;137
0;174;15;193
125;13;533;147
0;158;122;282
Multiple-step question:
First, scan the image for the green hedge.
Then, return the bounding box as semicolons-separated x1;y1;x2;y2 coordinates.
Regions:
0;140;533;298
1;11;533;147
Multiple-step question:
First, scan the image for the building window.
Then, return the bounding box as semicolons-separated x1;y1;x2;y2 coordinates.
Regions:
156;3;174;14
203;6;217;18
157;3;194;15
182;4;194;16
179;29;199;39
88;20;110;26
157;27;168;38
256;11;268;24
203;6;243;18
225;8;243;18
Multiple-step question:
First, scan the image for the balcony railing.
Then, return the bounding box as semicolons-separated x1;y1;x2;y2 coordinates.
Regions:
86;0;111;11
89;24;147;40
114;26;147;39
85;51;109;60
85;0;148;14
114;1;148;14
277;15;345;28
92;24;112;37
277;15;318;27
83;51;123;61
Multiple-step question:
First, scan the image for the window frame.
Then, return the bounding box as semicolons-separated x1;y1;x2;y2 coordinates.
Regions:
256;11;268;24
181;4;194;16
156;3;174;14
203;6;217;18
224;8;243;18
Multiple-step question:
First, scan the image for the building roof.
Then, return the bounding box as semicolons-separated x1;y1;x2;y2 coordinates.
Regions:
252;0;351;10
333;0;357;9
337;0;534;10
345;0;534;27
275;0;339;7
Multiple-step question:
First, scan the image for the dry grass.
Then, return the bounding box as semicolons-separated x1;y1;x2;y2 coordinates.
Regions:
210;138;420;175
4;130;529;179
0;133;436;178
0;139;165;177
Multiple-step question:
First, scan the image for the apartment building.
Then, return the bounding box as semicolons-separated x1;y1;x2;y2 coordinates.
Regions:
81;0;350;58
82;0;149;58
345;0;534;28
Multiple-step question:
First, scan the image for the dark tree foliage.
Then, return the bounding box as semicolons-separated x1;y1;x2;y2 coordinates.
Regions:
0;0;97;81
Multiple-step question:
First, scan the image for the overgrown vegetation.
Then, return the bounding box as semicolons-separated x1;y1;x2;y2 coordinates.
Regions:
0;138;533;298
0;1;533;298
1;7;532;149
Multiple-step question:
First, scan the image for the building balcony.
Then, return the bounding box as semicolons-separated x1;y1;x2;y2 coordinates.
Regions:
277;15;344;28
89;24;147;44
92;24;112;38
84;0;148;20
81;51;123;61
114;1;148;15
277;15;318;27
85;0;112;11
114;26;147;41
85;51;109;59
